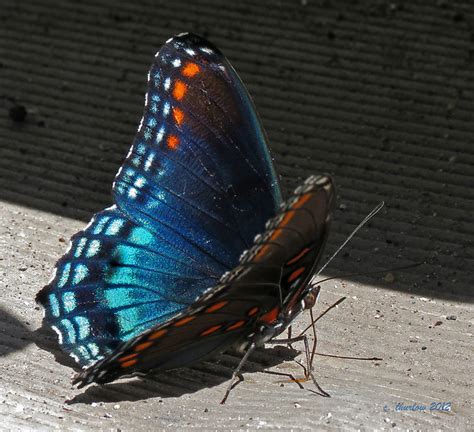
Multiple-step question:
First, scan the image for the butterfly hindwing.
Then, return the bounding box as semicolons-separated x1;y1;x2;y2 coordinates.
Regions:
73;175;334;387
36;206;221;366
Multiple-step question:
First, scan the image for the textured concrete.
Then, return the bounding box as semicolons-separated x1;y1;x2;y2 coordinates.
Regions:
0;0;473;430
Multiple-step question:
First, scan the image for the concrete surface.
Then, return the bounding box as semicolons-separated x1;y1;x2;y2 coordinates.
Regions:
0;0;473;430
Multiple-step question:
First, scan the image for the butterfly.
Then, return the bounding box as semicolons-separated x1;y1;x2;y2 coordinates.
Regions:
36;33;335;395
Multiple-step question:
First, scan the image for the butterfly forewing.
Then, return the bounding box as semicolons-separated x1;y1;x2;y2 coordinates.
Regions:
113;33;282;269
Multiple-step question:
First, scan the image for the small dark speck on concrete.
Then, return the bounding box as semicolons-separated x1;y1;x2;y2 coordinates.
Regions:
434;321;443;326
446;315;457;320
9;105;27;123
59;237;66;243
421;346;427;350
204;408;208;413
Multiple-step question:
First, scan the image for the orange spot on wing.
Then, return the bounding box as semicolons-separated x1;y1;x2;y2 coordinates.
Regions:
172;107;184;126
294;193;313;209
173;80;187;100
259;306;280;324
280;210;296;228
286;247;311;266
120;359;137;368
148;329;167;340
254;216;294;263
167;134;179;150
288;267;306;283
135;341;153;352
119;353;138;363
200;325;222;336
227;320;246;331
205;301;228;313
174;316;195;327
247;306;259;317
254;195;314;263
254;244;271;262
269;228;284;242
182;62;200;77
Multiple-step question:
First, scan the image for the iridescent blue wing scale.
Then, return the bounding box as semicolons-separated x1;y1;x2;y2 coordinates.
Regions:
37;33;282;367
36;206;220;365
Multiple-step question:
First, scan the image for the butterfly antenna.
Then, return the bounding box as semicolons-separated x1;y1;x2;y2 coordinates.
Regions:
311;201;385;283
314;262;423;286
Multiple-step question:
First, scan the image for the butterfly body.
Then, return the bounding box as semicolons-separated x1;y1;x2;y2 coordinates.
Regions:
36;33;335;390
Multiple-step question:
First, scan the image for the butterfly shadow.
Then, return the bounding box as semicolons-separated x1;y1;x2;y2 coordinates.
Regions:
0;306;33;357
65;345;301;405
33;320;83;369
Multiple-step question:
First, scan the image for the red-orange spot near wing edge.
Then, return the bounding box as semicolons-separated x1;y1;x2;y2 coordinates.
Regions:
227;320;246;331
120;359;138;368
148;329;167;340
167;134;180;150
119;353;138;363
205;301;228;313
135;341;153;352
286;248;311;266
200;325;222;336
182;62;200;77
173;80;187;100
247;306;259;317
174;316;195;327
259;306;280;324
293;193;313;209
288;267;306;283
172;107;184;126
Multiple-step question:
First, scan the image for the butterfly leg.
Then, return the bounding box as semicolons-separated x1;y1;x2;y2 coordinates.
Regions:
220;342;257;404
268;333;330;397
286;325;295;350
263;370;304;389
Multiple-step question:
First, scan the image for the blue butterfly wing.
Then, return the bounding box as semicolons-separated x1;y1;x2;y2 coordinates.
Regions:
37;33;282;367
113;33;282;269
37;206;220;365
